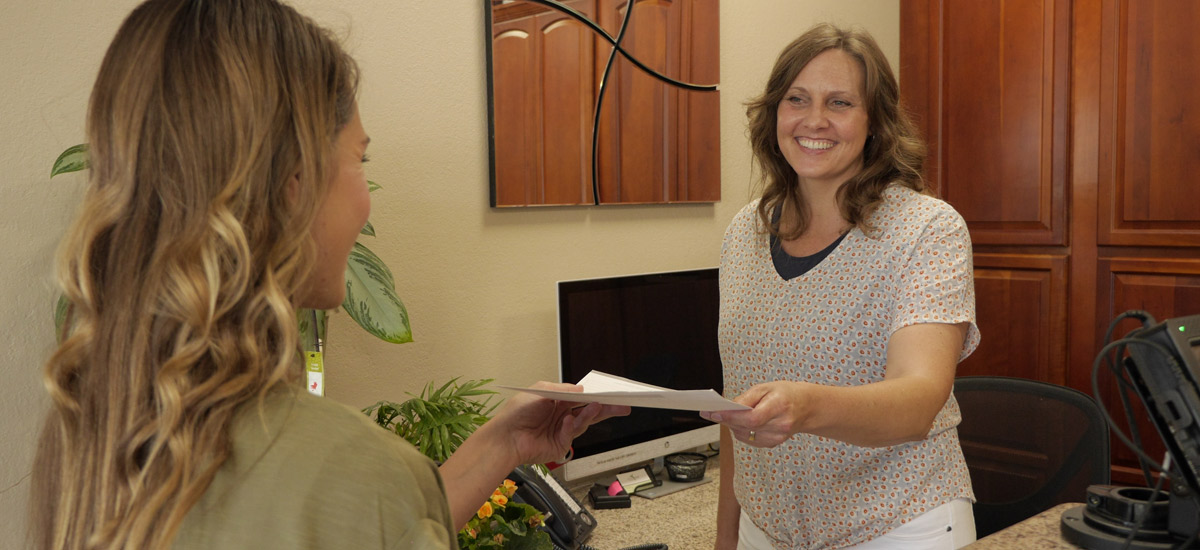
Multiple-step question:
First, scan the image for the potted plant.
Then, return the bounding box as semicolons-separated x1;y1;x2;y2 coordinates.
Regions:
364;378;555;550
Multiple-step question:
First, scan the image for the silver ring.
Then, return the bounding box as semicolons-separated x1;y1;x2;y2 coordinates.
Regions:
749;430;756;442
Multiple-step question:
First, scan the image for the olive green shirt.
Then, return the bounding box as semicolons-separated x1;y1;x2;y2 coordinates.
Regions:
174;388;456;549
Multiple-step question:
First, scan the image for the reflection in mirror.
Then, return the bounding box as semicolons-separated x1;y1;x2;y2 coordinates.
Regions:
485;0;720;207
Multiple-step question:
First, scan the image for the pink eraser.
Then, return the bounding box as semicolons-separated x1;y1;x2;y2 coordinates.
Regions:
607;480;623;496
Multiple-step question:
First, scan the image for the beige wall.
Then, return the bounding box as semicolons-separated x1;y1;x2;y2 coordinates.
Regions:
0;0;897;541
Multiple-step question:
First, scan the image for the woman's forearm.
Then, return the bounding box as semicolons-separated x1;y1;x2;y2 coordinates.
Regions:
438;420;520;529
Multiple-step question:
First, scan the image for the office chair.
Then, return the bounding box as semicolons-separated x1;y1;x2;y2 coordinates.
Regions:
953;375;1111;538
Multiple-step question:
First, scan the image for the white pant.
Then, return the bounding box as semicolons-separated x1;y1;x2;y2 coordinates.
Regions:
737;499;976;550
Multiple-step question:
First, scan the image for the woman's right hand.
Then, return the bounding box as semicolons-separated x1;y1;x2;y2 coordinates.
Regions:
489;381;630;466
701;381;811;448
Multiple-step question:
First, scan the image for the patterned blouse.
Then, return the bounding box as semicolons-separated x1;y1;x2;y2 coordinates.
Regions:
719;185;980;549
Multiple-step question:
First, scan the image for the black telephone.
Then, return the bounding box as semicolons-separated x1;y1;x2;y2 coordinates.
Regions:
510;465;596;549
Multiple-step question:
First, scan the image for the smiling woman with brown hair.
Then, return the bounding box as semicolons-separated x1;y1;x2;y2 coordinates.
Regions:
702;23;980;550
29;1;626;548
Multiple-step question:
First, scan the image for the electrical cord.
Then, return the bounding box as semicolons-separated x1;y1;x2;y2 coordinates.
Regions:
1091;336;1182;473
1102;311;1158;486
1091;310;1200;548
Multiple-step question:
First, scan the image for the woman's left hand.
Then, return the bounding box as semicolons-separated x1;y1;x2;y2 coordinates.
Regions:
700;381;809;448
492;382;630;465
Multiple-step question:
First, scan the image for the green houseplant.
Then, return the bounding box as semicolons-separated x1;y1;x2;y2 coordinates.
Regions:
364;378;554;550
50;144;412;347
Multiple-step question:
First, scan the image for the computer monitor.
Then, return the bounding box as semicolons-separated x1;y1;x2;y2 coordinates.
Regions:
555;268;722;485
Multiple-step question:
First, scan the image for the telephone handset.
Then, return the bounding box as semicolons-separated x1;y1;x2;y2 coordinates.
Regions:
510;464;596;549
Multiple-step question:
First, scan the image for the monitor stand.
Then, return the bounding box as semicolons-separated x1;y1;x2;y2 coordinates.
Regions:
634;477;712;499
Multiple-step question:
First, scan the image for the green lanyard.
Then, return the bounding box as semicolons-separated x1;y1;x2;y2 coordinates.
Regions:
306;349;324;397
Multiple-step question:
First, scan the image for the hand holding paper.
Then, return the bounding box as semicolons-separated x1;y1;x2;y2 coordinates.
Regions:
501;371;749;412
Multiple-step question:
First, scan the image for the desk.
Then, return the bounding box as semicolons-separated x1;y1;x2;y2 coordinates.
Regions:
965;502;1083;549
573;463;1085;549
570;457;719;550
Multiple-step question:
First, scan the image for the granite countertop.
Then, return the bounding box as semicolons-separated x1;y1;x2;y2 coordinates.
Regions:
965;502;1084;549
573;460;1086;549
571;457;721;550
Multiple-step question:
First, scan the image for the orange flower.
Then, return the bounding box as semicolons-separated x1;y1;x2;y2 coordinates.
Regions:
490;492;509;507
502;479;518;496
465;527;478;539
476;501;493;519
493;534;506;544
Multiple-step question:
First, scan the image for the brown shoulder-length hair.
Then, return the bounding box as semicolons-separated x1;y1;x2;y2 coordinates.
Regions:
30;0;358;548
746;23;927;239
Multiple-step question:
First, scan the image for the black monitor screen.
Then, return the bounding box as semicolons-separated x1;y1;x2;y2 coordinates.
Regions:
557;268;722;458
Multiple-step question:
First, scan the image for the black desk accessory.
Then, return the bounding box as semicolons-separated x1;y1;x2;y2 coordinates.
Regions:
589;483;631;509
663;452;707;482
1062;312;1200;548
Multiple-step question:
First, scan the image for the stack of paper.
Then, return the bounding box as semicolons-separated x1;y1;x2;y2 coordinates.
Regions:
501;370;749;412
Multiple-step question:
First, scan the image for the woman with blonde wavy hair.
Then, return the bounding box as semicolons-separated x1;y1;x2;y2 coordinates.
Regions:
700;24;980;549
30;1;626;548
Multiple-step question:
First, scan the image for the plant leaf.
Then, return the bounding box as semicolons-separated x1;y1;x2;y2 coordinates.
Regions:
360;220;376;237
342;242;412;343
51;144;90;177
367;180;381;193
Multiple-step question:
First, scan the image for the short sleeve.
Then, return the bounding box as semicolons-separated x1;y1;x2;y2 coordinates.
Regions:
890;207;980;361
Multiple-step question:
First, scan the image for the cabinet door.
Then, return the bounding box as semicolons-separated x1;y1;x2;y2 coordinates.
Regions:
1096;0;1200;246
902;0;1069;247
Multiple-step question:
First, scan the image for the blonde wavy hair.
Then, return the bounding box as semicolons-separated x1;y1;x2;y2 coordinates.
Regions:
30;0;358;548
746;23;928;239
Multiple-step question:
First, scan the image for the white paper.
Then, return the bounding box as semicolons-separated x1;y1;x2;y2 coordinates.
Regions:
499;370;749;412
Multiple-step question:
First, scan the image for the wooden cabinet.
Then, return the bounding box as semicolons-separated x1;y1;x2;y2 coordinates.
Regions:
487;0;720;206
902;0;1200;485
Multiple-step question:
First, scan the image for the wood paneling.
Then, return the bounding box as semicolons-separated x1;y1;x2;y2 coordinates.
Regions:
903;0;1200;485
596;0;719;204
488;0;719;207
597;0;678;203
1098;0;1200;246
676;0;720;201
903;0;1069;246
964;254;1068;382
491;1;596;206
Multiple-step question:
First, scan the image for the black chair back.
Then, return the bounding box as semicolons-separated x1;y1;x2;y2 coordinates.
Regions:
953;375;1111;538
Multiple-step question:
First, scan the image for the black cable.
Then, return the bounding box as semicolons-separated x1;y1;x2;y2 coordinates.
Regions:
1091;311;1200;547
1102;311;1157;486
1091;337;1181;475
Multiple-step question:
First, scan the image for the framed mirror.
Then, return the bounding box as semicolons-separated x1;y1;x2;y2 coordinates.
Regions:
485;0;721;207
